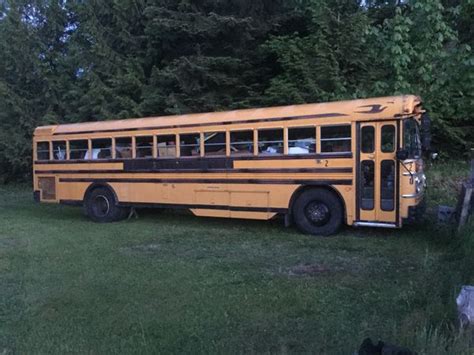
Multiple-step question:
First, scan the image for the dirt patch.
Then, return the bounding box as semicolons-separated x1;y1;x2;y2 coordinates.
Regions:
119;243;161;255
286;263;332;277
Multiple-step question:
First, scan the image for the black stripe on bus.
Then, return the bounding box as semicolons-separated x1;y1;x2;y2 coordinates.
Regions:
59;199;288;213
35;167;353;175
33;152;353;165
60;200;82;206
58;178;353;185
52;112;348;136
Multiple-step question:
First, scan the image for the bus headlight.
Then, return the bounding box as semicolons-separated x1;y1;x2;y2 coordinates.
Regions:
414;174;426;194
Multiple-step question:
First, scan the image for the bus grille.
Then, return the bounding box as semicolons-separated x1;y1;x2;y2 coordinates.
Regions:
38;177;56;200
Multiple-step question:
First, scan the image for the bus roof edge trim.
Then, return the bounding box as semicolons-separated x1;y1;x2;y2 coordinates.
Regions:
34;95;422;137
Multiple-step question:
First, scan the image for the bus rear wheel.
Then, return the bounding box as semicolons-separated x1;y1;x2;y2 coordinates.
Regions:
293;189;343;236
85;187;129;223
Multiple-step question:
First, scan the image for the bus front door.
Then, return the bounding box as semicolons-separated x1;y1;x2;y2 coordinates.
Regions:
357;121;398;225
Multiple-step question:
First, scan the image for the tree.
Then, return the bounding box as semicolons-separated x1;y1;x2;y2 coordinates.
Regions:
262;0;372;105
374;0;473;152
0;1;70;181
0;0;472;181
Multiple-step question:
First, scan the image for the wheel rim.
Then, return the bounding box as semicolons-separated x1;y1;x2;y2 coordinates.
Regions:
304;201;331;226
93;195;110;217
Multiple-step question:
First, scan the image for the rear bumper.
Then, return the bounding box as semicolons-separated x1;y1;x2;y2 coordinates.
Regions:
403;198;426;224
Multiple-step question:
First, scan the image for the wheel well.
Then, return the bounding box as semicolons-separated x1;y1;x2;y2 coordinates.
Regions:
288;185;347;222
83;182;119;205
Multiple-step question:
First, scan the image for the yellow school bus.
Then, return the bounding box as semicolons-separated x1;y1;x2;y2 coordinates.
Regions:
33;95;428;235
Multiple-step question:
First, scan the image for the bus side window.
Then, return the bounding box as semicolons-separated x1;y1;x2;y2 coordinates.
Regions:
136;136;153;158
258;129;283;155
37;142;50;160
52;141;67;160
180;134;200;157
69;140;89;160
115;137;132;159
288;127;316;155
157;135;176;158
91;139;112;159
320;125;351;153
230;130;253;156
204;132;226;156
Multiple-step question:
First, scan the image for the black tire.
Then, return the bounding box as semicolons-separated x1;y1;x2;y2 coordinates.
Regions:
293;189;343;236
84;187;129;223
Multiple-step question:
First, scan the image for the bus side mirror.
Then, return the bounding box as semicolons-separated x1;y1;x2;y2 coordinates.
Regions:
396;149;409;161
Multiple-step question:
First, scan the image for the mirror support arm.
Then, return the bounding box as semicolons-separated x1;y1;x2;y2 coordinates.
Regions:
399;159;415;184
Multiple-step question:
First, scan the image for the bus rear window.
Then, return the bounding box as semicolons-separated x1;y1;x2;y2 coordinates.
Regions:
321;125;351;153
37;142;50;160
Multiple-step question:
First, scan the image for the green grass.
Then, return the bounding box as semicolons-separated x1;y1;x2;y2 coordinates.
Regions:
0;161;473;354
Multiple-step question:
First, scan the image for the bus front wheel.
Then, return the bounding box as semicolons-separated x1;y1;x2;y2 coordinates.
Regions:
84;187;129;223
293;189;343;236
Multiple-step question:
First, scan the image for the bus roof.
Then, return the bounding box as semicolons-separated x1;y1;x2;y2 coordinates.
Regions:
34;95;422;137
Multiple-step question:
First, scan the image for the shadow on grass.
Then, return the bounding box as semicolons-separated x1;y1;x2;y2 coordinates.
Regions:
23;201;460;249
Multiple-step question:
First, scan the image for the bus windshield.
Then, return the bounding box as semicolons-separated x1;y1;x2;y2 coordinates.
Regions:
404;119;422;159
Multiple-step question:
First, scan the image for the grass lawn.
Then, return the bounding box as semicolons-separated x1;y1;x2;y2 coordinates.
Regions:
0;161;473;354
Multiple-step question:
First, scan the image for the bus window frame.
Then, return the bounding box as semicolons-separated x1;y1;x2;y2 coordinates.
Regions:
52;140;67;161
287;125;317;155
135;135;155;159
156;134;177;159
381;124;396;153
403;118;422;159
178;132;201;158
114;136;133;160
320;123;352;154
257;127;284;156
69;139;90;160
36;141;51;161
91;137;113;160
203;131;227;157
229;129;256;157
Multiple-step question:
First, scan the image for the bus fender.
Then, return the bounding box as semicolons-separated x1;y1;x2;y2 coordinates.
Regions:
82;182;120;206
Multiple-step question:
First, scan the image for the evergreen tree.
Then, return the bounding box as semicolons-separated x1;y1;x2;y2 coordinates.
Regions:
0;0;472;181
139;0;298;115
0;0;70;181
262;0;371;105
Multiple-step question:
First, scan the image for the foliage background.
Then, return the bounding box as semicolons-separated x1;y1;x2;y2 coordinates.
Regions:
0;0;472;182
